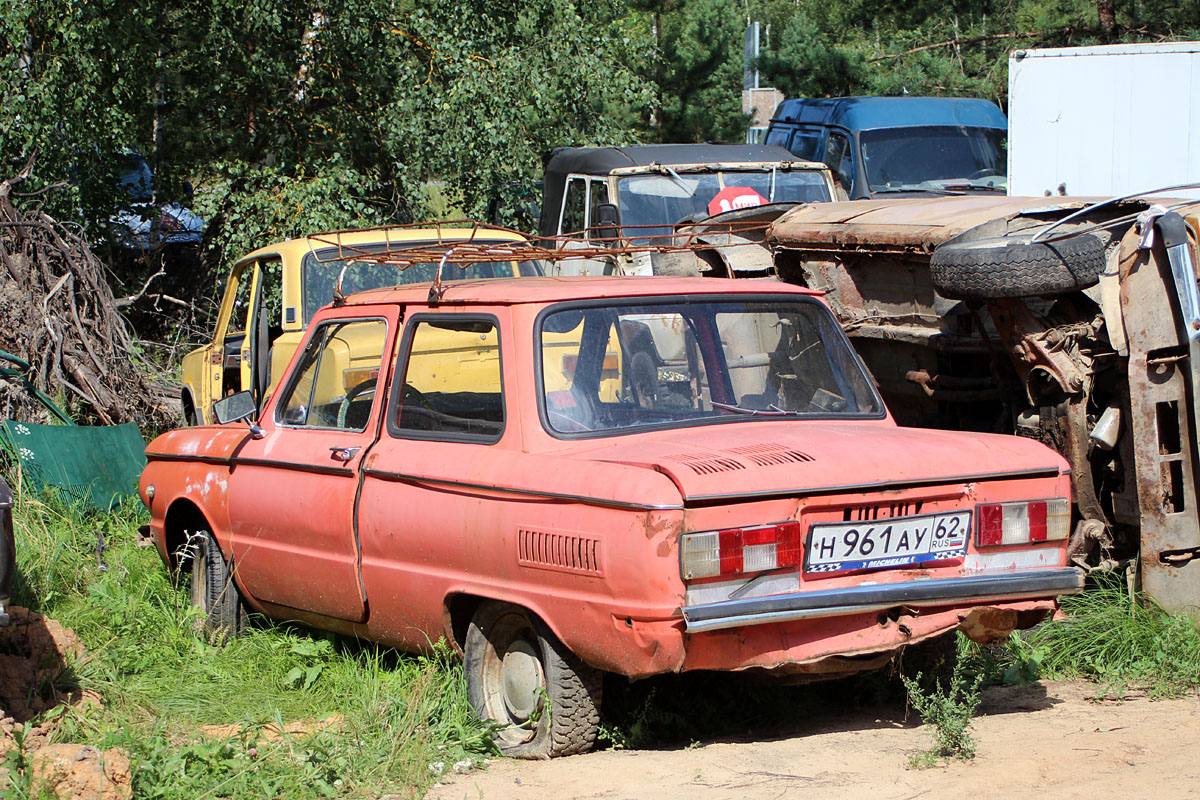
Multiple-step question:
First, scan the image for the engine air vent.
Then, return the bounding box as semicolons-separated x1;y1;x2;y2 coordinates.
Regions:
842;501;925;522
518;528;603;576
722;443;815;467
663;452;747;475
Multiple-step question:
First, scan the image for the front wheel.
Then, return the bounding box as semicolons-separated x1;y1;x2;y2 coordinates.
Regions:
464;602;602;758
188;529;246;641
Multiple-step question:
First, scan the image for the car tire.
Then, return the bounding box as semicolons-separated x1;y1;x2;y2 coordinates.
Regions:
464;602;602;758
189;529;246;641
929;233;1105;300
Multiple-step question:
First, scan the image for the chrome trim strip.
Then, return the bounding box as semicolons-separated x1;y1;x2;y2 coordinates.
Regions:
144;451;354;477
232;457;354;477
685;468;1063;505
362;467;684;511
681;567;1084;633
144;452;233;467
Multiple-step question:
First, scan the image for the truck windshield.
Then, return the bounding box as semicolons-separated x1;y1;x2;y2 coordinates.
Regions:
860;126;1007;193
616;170;831;243
302;247;541;323
539;297;882;436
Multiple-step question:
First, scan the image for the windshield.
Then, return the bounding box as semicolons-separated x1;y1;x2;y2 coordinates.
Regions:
302;245;541;323
616;170;831;243
539;298;882;436
860;126;1006;193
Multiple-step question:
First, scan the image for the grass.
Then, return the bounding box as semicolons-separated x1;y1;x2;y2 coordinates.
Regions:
1026;573;1200;697
6;487;494;799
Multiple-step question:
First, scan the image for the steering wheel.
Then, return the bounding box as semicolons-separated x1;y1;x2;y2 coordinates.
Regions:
337;378;377;428
402;383;433;410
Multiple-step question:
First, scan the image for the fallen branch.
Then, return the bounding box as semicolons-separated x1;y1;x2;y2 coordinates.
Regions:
114;269;167;308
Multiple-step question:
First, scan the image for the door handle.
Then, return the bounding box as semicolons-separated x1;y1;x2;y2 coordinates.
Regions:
329;446;361;462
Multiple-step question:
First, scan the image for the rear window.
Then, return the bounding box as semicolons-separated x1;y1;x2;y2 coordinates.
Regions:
539;297;882;437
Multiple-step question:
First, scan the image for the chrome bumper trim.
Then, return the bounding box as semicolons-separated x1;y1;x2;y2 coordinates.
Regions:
681;567;1084;634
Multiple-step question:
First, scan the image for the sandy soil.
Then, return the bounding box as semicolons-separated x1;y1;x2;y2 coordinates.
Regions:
0;607;131;800
429;680;1200;800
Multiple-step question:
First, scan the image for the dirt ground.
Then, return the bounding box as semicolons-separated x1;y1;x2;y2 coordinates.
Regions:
429;680;1200;800
0;607;132;800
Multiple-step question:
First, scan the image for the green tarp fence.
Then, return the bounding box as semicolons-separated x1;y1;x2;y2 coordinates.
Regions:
0;349;147;510
0;420;147;511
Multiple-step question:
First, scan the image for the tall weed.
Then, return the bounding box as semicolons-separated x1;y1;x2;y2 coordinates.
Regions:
900;657;982;763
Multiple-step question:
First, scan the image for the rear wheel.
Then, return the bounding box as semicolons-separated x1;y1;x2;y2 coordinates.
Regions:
464;602;602;758
188;529;246;641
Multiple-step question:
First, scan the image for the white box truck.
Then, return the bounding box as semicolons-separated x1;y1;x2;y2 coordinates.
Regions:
1008;42;1200;199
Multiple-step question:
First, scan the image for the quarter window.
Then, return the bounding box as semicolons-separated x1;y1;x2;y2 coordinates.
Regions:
560;177;586;235
825;131;854;194
276;319;387;431
391;318;504;440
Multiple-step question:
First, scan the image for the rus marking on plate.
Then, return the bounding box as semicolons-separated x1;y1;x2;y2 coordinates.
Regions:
804;510;972;574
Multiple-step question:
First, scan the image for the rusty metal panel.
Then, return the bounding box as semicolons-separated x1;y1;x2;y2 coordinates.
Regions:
1120;233;1200;613
768;196;1097;252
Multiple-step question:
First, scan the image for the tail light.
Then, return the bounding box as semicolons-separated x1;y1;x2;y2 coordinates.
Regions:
681;521;801;580
976;499;1069;547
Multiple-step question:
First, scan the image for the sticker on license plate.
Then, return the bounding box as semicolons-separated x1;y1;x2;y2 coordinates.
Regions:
804;510;972;574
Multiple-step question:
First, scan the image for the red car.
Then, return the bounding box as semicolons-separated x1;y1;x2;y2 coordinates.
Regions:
139;276;1082;758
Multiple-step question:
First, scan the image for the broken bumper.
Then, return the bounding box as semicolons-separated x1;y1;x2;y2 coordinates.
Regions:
681;567;1085;633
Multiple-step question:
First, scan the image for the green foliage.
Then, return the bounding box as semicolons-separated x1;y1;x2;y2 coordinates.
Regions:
901;658;982;762
1028;575;1200;697
956;631;1045;687
651;0;749;141
6;486;494;799
755;0;1200;106
0;0;655;291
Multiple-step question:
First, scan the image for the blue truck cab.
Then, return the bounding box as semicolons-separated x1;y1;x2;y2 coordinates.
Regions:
764;96;1008;199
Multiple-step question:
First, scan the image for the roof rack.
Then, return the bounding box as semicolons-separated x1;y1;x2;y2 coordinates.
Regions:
311;213;793;304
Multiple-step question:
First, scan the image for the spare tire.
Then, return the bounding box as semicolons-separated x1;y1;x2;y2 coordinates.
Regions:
930;232;1105;300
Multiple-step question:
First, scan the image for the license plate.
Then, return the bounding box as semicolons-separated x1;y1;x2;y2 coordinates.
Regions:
804;510;971;574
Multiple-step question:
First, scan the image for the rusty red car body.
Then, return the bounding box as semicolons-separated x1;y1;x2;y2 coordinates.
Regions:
140;275;1082;757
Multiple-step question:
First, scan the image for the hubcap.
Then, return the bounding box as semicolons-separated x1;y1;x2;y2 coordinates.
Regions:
500;639;544;721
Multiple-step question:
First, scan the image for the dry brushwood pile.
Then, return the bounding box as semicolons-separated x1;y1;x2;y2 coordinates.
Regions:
0;159;175;428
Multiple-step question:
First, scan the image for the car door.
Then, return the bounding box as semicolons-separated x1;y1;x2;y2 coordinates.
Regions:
228;306;400;622
355;312;509;646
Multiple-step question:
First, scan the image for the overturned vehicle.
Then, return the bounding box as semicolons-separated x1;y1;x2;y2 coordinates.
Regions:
737;195;1200;613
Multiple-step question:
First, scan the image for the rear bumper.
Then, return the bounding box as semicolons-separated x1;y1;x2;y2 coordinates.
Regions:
681;567;1085;633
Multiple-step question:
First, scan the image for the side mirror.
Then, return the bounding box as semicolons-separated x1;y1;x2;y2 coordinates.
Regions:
591;203;622;247
212;391;257;425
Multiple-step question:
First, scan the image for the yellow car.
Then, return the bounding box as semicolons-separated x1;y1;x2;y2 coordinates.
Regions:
180;226;539;425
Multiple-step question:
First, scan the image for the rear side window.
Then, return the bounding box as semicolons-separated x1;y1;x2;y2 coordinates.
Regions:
825;131;854;194
389;317;504;441
788;129;824;161
765;127;791;148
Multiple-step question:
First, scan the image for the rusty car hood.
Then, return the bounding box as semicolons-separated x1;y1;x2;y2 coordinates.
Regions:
767;195;1105;253
570;421;1067;502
